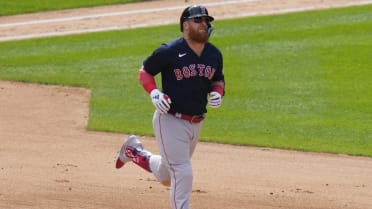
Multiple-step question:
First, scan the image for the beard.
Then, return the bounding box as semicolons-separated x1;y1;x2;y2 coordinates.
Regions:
188;26;209;43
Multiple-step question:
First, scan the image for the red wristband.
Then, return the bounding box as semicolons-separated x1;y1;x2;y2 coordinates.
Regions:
211;85;225;96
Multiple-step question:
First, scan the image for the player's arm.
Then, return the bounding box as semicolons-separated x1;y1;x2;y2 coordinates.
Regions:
209;80;225;108
138;66;157;94
210;81;225;96
138;66;171;113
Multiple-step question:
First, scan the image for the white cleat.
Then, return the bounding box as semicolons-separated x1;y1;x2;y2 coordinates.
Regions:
115;135;143;169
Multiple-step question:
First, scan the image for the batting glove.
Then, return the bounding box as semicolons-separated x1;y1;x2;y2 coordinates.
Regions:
209;91;222;108
150;89;172;114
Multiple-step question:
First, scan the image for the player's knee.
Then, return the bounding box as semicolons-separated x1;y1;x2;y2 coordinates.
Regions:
179;165;193;183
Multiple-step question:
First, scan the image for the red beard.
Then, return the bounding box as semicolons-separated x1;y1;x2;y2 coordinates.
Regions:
189;26;209;43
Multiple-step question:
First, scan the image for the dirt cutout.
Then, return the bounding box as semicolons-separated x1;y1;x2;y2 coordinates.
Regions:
1;0;372;209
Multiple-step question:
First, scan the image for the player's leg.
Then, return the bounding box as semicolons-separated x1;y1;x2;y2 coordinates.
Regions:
116;135;152;172
150;133;200;185
189;122;201;157
152;111;202;209
115;116;174;186
116;135;171;187
149;154;171;186
166;119;200;208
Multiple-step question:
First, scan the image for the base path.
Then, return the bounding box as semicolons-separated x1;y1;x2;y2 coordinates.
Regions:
1;81;372;209
1;0;372;209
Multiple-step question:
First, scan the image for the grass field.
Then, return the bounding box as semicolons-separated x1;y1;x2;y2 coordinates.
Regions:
1;4;371;156
0;0;141;16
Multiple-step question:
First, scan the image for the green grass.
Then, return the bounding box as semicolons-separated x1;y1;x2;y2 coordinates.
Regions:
0;0;142;16
1;5;371;156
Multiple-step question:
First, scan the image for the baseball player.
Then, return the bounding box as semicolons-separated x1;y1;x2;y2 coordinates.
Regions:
116;5;225;209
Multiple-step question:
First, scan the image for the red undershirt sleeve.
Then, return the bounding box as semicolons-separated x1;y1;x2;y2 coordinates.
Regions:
138;68;157;94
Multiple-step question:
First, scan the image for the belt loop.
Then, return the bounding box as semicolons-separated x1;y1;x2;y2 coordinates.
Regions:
175;112;182;118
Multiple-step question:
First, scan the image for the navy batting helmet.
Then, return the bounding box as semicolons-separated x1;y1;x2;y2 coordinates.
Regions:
180;5;214;32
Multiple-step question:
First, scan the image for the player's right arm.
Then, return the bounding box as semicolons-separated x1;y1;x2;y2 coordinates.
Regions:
138;67;171;114
138;67;157;94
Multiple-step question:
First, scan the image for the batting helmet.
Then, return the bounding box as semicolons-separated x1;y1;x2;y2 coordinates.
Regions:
180;5;214;32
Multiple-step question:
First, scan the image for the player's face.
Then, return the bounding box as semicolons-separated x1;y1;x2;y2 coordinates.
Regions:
186;17;210;43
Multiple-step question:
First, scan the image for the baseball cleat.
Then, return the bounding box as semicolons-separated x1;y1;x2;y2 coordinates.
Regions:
115;135;143;169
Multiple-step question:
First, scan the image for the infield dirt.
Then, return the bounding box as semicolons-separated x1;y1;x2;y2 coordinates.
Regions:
1;1;372;209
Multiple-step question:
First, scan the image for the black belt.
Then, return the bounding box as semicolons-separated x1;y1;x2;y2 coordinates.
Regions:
168;112;205;123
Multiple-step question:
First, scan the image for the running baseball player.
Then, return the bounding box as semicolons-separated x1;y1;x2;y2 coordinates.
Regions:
116;5;225;209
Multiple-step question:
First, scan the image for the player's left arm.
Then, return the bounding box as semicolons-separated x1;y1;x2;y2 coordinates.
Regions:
210;81;225;96
209;51;225;108
209;80;225;108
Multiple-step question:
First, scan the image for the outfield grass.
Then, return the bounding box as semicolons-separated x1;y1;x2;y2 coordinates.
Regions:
0;0;142;16
1;5;371;156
